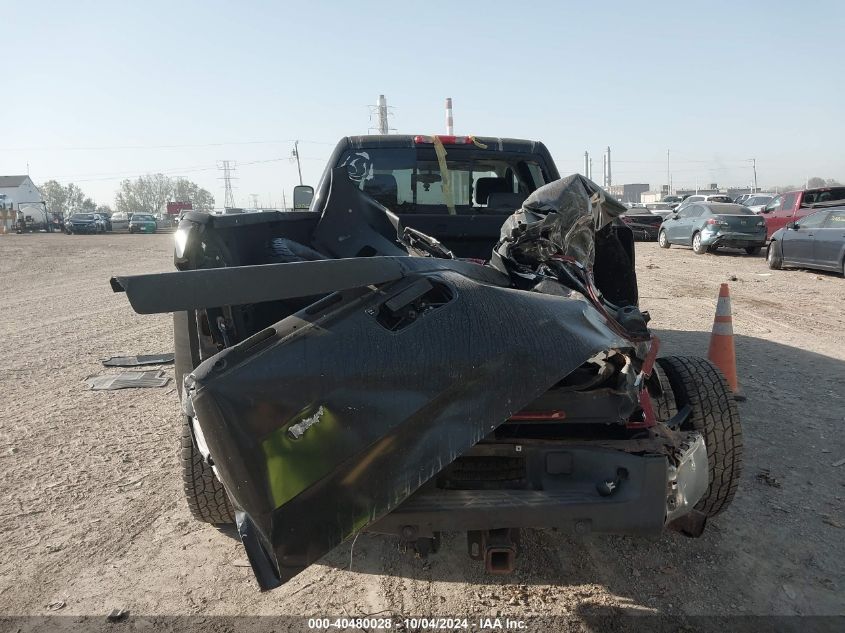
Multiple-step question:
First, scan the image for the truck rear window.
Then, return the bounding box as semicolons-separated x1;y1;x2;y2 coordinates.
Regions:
803;187;845;205
338;147;548;214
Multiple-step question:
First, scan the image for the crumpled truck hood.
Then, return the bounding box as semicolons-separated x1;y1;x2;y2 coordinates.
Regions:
185;263;643;589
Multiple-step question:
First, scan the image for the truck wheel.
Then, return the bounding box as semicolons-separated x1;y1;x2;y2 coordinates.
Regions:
658;230;670;248
655;356;743;517
181;415;235;525
767;241;783;270
692;232;707;254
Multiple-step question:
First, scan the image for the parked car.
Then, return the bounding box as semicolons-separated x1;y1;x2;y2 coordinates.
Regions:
112;134;741;590
767;207;845;275
128;213;157;234
676;194;735;213
621;207;663;240
760;187;845;239
65;213;105;234
743;194;775;214
645;202;676;218
733;194;752;205
658;202;766;255
661;195;683;206
95;213;112;232
110;212;131;231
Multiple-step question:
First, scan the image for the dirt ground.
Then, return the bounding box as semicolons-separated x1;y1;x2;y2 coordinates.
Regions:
1;232;843;626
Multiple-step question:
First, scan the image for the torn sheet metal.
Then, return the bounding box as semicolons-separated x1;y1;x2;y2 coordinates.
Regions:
187;268;644;589
493;174;627;271
102;353;175;367
87;370;170;390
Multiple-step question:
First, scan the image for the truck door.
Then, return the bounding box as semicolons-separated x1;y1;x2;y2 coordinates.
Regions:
763;192;798;239
813;210;845;269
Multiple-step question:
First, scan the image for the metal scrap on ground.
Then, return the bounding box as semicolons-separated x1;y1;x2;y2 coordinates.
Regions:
101;353;174;367
86;370;171;390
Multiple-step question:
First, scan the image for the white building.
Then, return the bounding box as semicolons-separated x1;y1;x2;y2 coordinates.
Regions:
0;175;45;231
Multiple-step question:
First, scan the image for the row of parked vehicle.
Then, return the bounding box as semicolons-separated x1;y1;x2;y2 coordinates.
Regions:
64;211;159;234
620;186;845;276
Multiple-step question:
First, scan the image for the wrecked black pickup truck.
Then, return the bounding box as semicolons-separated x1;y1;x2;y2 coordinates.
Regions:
111;135;742;590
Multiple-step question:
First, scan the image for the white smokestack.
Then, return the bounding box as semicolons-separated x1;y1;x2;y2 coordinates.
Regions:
377;94;388;134
445;97;454;135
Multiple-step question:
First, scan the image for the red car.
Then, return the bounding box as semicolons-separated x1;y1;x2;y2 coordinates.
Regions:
761;186;845;239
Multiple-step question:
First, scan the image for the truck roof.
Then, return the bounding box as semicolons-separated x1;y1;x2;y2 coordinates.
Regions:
343;135;547;154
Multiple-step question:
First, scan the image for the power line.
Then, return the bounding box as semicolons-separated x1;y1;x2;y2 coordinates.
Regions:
0;139;337;152
47;156;328;183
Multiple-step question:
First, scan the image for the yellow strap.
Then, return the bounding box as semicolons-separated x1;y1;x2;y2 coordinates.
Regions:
433;136;457;215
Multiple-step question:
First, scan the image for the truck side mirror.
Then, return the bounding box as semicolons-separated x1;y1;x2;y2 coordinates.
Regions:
293;185;314;210
786;221;797;230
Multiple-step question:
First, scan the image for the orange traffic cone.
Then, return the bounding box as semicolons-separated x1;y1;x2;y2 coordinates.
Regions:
707;283;744;401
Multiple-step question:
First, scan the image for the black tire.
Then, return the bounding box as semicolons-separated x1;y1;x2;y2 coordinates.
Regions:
655;356;743;517
181;415;235;525
651;364;678;423
767;240;783;270
692;232;707;254
745;246;761;256
658;229;670;249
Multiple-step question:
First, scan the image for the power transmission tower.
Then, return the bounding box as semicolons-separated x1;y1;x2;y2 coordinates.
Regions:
249;194;259;209
218;160;237;209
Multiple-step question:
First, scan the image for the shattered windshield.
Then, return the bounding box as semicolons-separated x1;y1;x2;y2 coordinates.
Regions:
338;148;548;215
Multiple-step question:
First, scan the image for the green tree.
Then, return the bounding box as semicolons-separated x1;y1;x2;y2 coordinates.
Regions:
114;175;214;214
172;178;215;212
38;180;86;217
39;180;67;216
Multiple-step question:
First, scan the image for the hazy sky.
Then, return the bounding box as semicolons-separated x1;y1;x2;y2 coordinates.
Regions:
3;1;844;207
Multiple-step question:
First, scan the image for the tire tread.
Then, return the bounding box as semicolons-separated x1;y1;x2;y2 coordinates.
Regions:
656;356;743;517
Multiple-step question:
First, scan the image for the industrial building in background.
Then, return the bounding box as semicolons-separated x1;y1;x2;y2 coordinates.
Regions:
0;175;48;232
609;183;650;204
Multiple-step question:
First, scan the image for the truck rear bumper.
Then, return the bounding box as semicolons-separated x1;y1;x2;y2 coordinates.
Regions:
365;435;708;538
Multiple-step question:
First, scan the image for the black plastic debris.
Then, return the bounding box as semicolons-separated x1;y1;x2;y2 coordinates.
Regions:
87;370;171;390
102;353;175;367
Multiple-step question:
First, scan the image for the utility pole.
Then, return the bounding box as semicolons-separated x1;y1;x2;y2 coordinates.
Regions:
445;98;454;135
292;141;303;185
749;158;758;193
282;190;287;211
667;149;670;196
589;158;593;181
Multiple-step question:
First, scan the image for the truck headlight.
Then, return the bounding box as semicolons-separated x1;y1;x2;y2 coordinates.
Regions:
174;227;189;259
